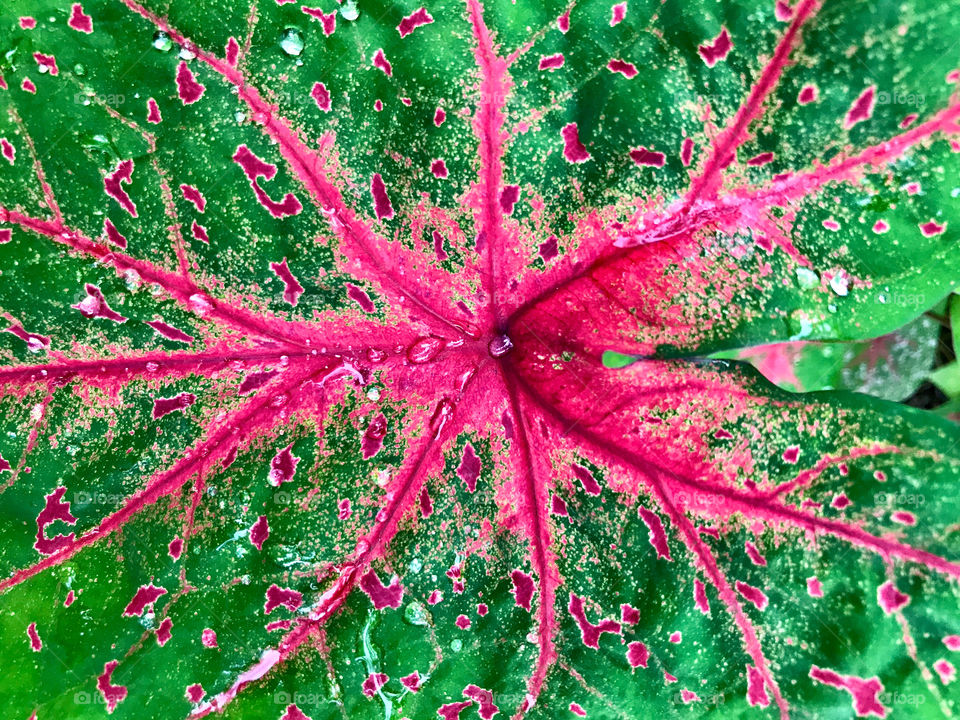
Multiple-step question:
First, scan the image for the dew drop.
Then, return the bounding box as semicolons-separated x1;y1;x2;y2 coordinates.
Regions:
366;348;386;363
450;639;462;652
488;334;514;358
406;336;444;364
145;362;159;372
341;1;359;21
404;601;429;626
152;31;173;52
795;266;819;290
429;398;455;436
280;28;304;56
829;272;850;296
178;46;196;60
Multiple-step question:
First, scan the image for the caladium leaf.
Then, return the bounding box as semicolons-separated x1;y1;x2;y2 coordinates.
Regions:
0;1;959;720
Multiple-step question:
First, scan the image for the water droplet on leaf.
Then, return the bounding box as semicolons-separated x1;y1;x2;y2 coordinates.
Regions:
795;266;819;290
152;31;173;52
488;334;514;358
340;1;359;21
407;336;444;364
280;28;304;56
404;601;429;626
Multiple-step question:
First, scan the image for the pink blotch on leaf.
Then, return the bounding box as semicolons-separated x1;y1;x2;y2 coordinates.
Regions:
626;641;649;668
337;498;351;520
438;701;473;720
264;585;303;614
279;705;312;720
610;2;627;25
346;282;375;313
370;173;394;220
104;159;138;217
748;152;774;166
419;487;433;518
607;59;638;78
570;702;587;716
680;137;694;166
638;507;672;560
64;590;75;607
539;235;559;262
175;61;205;104
620;603;639;625
250;515;269;550
103;218;127;248
362;672;388;697
186;684;204;703
73;284;127;323
225;37;240;65
201;628;218;647
233;144;303;218
27;622;42;651
844;86;877;129
434;108;446;126
190;221;209;244
311;82;331;112
123;584;167;617
539;54;565;71
745;541;766;566
629;146;665;167
561;123;591;163
68;3;93;33
551;495;568;516
900;113;918;128
943;635;960;651
807;576;823;597
568;593;622;649
747;664;770;707
500;185;521;215
97;661;127;713
239;370;278;395
798;85;818;104
168;537;183;560
400;672;422;692
831;493;851;509
455;614;471;630
152;392;196;419
268;443;300;486
573;464;601;495
934;659;956;685
873;220;890;234
699;27;732;67
1;138;14;164
397;7;434;37
20;17;37;29
431;159;449;178
669;631;682;643
775;1;793;21
372;49;392;76
362;413;387;458
510;570;536;610
146;98;162;124
919;219;946;237
680;690;700;704
782;446;800;464
433;230;448;260
735;581;768;610
877;581;909;614
21;78;37;94
557;9;571;33
694;578;711;614
463;685;499;719
156;617;173;646
33;53;59;76
270;258;304;307
477;603;488;616
179;184;206;212
457;443;482;492
359;570;403;609
809;666;888;718
302;7;336;35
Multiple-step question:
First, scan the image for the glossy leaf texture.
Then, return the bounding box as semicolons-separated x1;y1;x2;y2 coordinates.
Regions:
0;1;959;719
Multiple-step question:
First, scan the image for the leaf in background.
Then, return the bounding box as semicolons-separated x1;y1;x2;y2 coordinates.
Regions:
0;1;959;719
732;314;940;400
